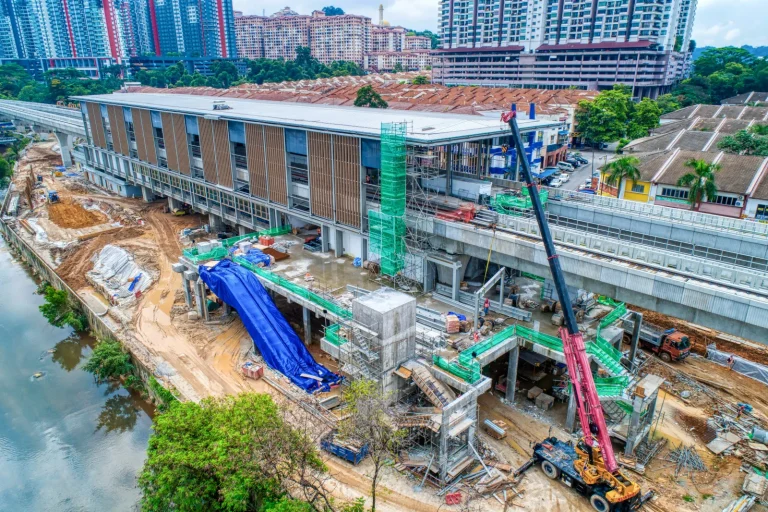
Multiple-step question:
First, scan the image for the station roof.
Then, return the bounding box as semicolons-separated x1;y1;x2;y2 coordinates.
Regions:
74;93;559;145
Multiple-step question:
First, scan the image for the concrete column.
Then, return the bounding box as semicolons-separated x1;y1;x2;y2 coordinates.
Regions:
208;213;224;232
321;225;330;252
238;225;248;236
303;306;311;346
499;268;505;305
629;311;642;365
565;391;577;433
141;186;154;203
624;395;644;456
451;265;461;301
182;270;198;307
505;345;519;403
224;303;232;316
334;228;344;257
194;279;206;319
168;196;182;211
268;208;280;229
53;131;72;167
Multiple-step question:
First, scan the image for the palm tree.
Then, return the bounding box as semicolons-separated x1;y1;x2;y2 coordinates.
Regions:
602;156;641;197
677;159;720;208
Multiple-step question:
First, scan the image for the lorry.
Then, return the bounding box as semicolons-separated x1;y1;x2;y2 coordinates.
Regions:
620;312;690;362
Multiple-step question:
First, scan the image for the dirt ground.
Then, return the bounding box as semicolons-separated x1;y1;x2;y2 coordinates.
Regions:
9;141;768;512
48;199;107;229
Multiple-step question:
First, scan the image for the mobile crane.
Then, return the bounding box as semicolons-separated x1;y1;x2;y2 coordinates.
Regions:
504;107;652;511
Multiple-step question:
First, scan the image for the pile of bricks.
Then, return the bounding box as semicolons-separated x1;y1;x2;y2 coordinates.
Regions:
446;314;460;334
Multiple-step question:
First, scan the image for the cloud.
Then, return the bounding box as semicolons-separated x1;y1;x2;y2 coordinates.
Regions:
693;0;767;46
725;29;741;41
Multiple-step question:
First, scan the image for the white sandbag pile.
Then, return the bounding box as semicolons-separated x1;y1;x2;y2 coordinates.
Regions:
87;244;153;303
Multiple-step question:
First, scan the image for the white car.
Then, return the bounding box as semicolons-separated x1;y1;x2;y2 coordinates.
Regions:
559;173;570;183
558;161;575;172
549;178;563;188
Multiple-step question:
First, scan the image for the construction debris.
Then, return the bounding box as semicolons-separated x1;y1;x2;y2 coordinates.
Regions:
666;443;707;477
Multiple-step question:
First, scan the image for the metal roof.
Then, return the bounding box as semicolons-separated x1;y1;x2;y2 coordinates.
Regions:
73;93;559;144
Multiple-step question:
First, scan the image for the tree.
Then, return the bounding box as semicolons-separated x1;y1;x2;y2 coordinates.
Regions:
17;83;51;103
628;98;662;139
83;339;134;382
139;393;347;512
0;63;35;98
694;47;755;77
338;380;409;512
677;159;721;208
411;75;429;85
321;6;345;15
717;127;768;156
603;156;641;196
655;93;681;115
0;157;11;187
392;62;404;73
354;85;388;108
38;285;87;331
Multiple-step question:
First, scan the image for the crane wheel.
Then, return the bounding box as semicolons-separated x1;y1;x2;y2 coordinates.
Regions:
540;460;560;480
589;493;612;512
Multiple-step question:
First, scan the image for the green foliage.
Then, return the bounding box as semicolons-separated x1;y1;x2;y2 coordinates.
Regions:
83;339;134;382
149;376;178;411
683;494;695;503
411;75;429;85
655;93;681;115
677;159;721;207
603;156;641;187
407;29;440;49
718;127;768;156
392;62;404;73
0;157;11;188
321;5;345;15
138;393;330;512
354;85;388;109
575;85;660;144
38;285;88;331
0;63;35;98
671;46;768;104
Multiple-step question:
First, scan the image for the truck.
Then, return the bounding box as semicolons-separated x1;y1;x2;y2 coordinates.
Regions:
321;431;368;465
621;313;690;363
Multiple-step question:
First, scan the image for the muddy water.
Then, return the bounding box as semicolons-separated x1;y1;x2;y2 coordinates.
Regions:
0;237;153;511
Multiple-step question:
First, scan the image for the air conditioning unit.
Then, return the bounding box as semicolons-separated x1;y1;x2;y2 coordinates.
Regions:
735;200;744;207
739;195;745;201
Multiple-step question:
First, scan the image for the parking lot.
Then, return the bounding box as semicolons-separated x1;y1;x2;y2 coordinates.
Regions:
549;149;615;191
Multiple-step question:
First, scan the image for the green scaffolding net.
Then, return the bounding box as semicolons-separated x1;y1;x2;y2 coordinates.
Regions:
368;123;407;277
324;324;345;346
491;188;549;216
182;225;292;263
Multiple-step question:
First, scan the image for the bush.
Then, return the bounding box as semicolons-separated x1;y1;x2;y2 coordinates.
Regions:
83;339;134;382
149;376;177;411
38;285;88;331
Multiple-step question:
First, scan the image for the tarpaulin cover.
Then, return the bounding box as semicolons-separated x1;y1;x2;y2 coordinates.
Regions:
241;248;271;267
199;259;341;393
707;344;768;386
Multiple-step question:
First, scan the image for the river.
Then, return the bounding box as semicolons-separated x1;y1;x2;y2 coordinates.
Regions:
0;237;153;511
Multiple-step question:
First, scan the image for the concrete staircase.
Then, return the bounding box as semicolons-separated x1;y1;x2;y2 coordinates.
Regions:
411;363;456;409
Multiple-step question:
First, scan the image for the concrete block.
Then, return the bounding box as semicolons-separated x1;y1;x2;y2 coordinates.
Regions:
535;393;555;411
527;386;543;400
172;263;185;273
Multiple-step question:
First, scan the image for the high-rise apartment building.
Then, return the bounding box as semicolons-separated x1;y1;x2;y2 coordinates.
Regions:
0;0;236;62
372;26;406;52
235;8;370;66
434;0;698;97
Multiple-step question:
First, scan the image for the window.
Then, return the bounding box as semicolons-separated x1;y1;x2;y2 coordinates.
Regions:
714;195;738;206
631;184;644;193
660;187;688;200
151;111;164;148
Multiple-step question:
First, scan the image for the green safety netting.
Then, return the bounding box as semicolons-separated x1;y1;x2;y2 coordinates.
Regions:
597;296;622;308
183;225;292;263
567;375;628;398
433;354;482;384
491;188;549;216
233;256;353;320
599;302;627;329
324;324;345;346
458;325;516;368
368;210;406;276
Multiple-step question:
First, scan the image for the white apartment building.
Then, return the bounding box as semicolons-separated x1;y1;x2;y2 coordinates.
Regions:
405;35;431;51
309;12;371;66
372;26;406;52
365;50;432;72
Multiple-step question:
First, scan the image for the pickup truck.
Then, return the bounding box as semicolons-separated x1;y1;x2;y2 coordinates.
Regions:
621;312;691;362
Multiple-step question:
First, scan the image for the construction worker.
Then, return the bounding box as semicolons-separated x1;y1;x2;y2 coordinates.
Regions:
473;331;479;343
484;297;490;316
728;355;736;370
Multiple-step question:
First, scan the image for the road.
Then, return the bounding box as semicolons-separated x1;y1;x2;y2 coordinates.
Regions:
558;149;615;191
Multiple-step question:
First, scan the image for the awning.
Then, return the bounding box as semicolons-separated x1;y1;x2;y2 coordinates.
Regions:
532;167;558;179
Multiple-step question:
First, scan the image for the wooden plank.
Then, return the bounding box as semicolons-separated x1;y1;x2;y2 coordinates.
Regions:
198;117;218;183
161;112;179;172
265;126;287;205
333;135;361;228
86;102;106;149
139;109;157;165
212;120;233;189
308;131;333;220
172;114;191;175
245;123;268;199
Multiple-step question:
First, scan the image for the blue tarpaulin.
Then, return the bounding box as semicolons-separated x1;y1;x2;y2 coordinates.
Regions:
199;260;341;393
242;248;271;267
532;167;558;179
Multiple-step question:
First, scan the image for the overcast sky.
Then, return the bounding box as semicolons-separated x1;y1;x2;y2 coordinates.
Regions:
233;0;765;48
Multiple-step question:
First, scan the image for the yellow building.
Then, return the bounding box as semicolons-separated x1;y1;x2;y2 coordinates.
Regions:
598;151;673;203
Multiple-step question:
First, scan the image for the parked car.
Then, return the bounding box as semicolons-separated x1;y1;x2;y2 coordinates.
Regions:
557;161;575;172
569;154;588;165
565;158;582;168
549;177;564;187
559;173;570;183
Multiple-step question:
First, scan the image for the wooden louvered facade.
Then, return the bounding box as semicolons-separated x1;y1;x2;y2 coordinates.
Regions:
264;126;288;205
86;102;106;149
333;135;361;228
197;117;219;184
308;132;334;220
161;112;179;172
212;120;233;189
133;108;157;165
245;123;268;199
107;105;128;156
171;114;191;175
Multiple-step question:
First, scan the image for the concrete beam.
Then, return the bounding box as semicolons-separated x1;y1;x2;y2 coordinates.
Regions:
303;306;311;346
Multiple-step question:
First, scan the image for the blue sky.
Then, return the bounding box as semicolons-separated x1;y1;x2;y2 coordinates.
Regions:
233;0;765;48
